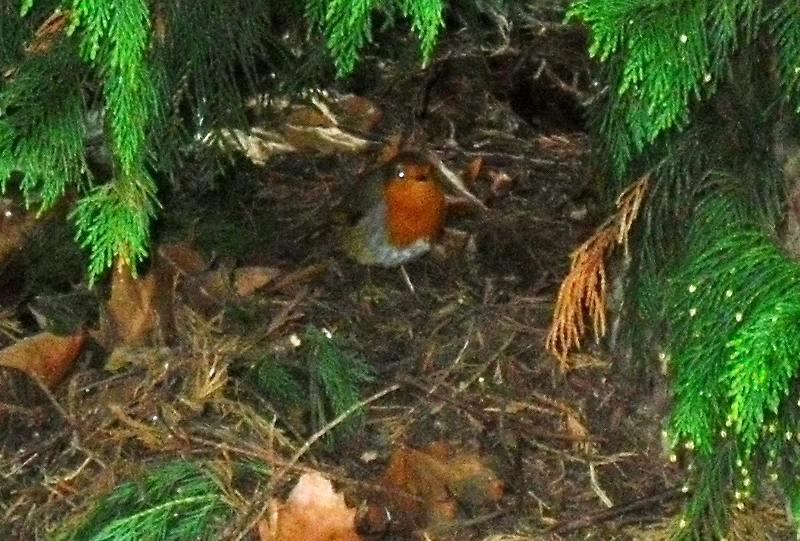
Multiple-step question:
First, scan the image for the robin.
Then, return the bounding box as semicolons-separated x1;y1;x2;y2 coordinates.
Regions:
343;151;447;267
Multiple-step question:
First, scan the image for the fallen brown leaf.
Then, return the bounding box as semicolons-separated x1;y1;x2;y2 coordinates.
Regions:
488;169;515;199
381;442;503;529
103;260;171;347
157;243;209;275
335;95;383;133
0;331;86;389
258;471;363;541
461;157;484;187
268;263;328;293
233;266;282;297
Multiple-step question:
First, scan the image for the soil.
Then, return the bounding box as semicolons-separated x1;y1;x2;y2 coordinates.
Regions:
0;4;794;541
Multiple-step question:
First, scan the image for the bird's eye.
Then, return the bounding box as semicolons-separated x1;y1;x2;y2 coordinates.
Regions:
397;169;405;178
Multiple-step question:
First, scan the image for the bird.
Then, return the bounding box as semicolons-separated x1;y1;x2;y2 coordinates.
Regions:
342;151;447;269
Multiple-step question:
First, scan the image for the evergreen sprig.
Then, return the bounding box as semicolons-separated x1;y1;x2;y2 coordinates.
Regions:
55;461;243;541
71;179;157;280
0;40;88;209
566;0;792;178
65;0;162;279
306;327;374;436
73;0;159;176
251;327;374;438
662;190;800;537
398;0;445;66
304;0;444;76
771;1;800;111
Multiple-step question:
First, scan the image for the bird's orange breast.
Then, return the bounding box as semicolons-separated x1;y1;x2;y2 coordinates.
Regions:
383;178;446;247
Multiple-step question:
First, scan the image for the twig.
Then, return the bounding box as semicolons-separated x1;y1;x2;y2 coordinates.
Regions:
230;383;401;541
425;151;489;212
31;374;72;426
418;509;509;536
276;383;400;484
264;287;307;337
400;376;601;444
589;462;613;507
552;487;686;534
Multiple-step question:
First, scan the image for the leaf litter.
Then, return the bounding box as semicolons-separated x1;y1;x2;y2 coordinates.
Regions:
0;4;795;541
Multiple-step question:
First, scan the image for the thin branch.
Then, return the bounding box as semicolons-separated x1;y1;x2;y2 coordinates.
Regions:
553;487;686;534
230;383;401;541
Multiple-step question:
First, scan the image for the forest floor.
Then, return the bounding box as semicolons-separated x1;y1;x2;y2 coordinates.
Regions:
0;4;794;541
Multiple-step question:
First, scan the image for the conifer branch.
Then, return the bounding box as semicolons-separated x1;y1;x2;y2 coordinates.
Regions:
3;0;447;282
567;0;800;537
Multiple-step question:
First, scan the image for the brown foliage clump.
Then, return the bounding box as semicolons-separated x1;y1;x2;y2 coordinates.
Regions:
546;175;648;368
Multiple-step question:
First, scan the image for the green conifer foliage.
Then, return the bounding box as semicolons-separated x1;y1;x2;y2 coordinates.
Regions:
53;461;265;541
0;0;444;283
570;0;800;537
305;0;443;76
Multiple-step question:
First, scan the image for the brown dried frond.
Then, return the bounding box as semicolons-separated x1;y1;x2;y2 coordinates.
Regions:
615;175;649;253
545;226;616;367
26;9;68;55
545;175;649;368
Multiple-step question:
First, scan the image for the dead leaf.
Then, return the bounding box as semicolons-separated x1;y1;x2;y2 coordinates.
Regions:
565;412;593;453
374;135;403;166
0;331;86;389
157;243;209;275
461;157;483;187
268;263;328;293
102;260;174;348
233;266;282;297
381;442;503;529
335;95;383;133
106;262;159;346
488;169;515;199
258;471;363;541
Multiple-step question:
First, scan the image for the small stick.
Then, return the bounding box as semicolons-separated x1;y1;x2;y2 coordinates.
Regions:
399;375;600;443
426;151;489;212
399;264;416;294
552;487;686;534
230;383;401;541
